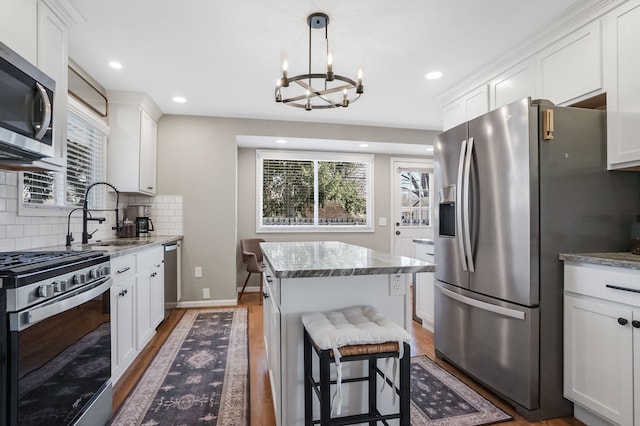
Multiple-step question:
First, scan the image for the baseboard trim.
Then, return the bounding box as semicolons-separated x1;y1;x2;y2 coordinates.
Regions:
177;299;238;308
237;286;260;294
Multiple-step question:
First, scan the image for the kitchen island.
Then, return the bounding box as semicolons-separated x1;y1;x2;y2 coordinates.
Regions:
260;241;434;426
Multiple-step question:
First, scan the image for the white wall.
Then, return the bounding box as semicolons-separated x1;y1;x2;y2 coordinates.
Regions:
156;114;439;302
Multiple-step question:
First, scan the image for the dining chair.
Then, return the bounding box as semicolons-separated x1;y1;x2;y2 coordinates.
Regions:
238;238;265;304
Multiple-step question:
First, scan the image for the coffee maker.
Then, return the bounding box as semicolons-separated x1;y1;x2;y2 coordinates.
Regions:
125;205;154;237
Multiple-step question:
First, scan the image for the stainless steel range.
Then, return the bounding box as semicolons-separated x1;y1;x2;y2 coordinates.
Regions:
0;250;112;426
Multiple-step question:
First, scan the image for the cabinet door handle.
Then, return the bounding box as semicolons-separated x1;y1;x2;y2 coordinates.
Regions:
117;267;131;274
618;318;629;326
263;292;269;299
632;320;640;329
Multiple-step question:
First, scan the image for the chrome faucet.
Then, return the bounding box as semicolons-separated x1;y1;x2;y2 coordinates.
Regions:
81;181;120;244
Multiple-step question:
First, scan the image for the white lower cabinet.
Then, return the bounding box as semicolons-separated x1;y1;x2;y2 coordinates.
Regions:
563;262;640;426
262;263;281;426
111;244;166;384
136;246;164;349
413;242;435;331
150;260;164;329
111;254;137;383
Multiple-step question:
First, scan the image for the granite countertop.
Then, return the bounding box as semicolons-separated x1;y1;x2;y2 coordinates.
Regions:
260;240;435;278
38;235;183;258
559;252;640;271
412;238;434;245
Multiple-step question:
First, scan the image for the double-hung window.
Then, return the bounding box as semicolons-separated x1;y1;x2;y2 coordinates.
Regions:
257;150;373;232
21;101;107;211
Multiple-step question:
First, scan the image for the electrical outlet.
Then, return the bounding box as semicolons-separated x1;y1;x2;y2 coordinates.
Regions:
203;287;210;299
195;266;202;278
389;274;406;296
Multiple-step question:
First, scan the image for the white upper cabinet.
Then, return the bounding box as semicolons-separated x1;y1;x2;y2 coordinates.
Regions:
107;92;162;195
605;0;640;170
37;1;68;164
139;109;158;195
539;20;602;105
442;85;489;131
491;60;537;109
0;0;37;62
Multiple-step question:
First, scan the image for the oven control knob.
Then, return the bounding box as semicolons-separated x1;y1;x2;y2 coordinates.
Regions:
37;284;54;298
102;265;111;276
54;280;68;293
89;269;98;279
72;273;86;285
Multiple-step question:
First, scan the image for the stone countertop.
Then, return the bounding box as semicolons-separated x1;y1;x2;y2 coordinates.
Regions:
260;240;435;279
412;238;434;245
559;252;640;271
38;235;183;258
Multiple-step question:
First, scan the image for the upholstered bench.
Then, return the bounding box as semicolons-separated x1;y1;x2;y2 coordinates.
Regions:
301;306;411;425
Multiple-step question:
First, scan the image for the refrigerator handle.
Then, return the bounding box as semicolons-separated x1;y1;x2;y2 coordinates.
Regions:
463;136;475;272
456;139;468;271
437;284;526;320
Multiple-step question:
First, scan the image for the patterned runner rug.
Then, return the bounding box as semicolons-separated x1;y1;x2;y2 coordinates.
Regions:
411;356;512;426
110;307;248;426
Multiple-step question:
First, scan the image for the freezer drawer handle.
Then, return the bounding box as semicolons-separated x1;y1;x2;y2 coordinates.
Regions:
606;284;640;294
438;285;526;320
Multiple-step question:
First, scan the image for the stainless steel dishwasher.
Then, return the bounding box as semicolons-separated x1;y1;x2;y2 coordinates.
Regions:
163;242;179;319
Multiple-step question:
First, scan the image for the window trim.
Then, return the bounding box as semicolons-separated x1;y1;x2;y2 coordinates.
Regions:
256;149;374;233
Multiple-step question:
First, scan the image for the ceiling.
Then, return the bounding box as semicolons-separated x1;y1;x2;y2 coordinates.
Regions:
67;0;583;132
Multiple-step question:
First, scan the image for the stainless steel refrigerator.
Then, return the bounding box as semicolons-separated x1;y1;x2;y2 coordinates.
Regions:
433;97;640;421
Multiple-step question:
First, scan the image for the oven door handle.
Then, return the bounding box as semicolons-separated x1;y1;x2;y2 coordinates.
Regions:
10;277;112;331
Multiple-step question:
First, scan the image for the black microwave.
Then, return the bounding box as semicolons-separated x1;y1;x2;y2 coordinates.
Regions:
0;42;55;162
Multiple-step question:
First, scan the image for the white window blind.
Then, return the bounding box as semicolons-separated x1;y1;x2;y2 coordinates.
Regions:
22;109;106;208
66;110;106;207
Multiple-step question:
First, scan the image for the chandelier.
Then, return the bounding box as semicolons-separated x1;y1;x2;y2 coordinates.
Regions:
275;12;364;110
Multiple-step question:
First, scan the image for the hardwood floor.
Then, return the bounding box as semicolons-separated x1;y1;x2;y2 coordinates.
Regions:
113;292;584;426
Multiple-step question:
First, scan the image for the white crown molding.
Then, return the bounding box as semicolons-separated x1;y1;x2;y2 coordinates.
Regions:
42;0;85;27
106;90;164;121
437;0;625;105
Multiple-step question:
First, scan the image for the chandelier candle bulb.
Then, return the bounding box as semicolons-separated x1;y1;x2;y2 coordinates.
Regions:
281;59;289;87
342;89;349;107
357;68;364;94
327;53;334;81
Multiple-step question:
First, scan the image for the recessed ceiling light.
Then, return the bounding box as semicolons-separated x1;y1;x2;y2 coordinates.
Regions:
172;96;186;103
359;143;369;148
276;139;287;144
425;71;443;80
109;61;123;69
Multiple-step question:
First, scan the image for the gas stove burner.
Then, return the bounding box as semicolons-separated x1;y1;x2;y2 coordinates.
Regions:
0;250;109;289
0;251;103;269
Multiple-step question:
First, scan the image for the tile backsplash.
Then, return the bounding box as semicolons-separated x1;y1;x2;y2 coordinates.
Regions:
0;170;183;251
